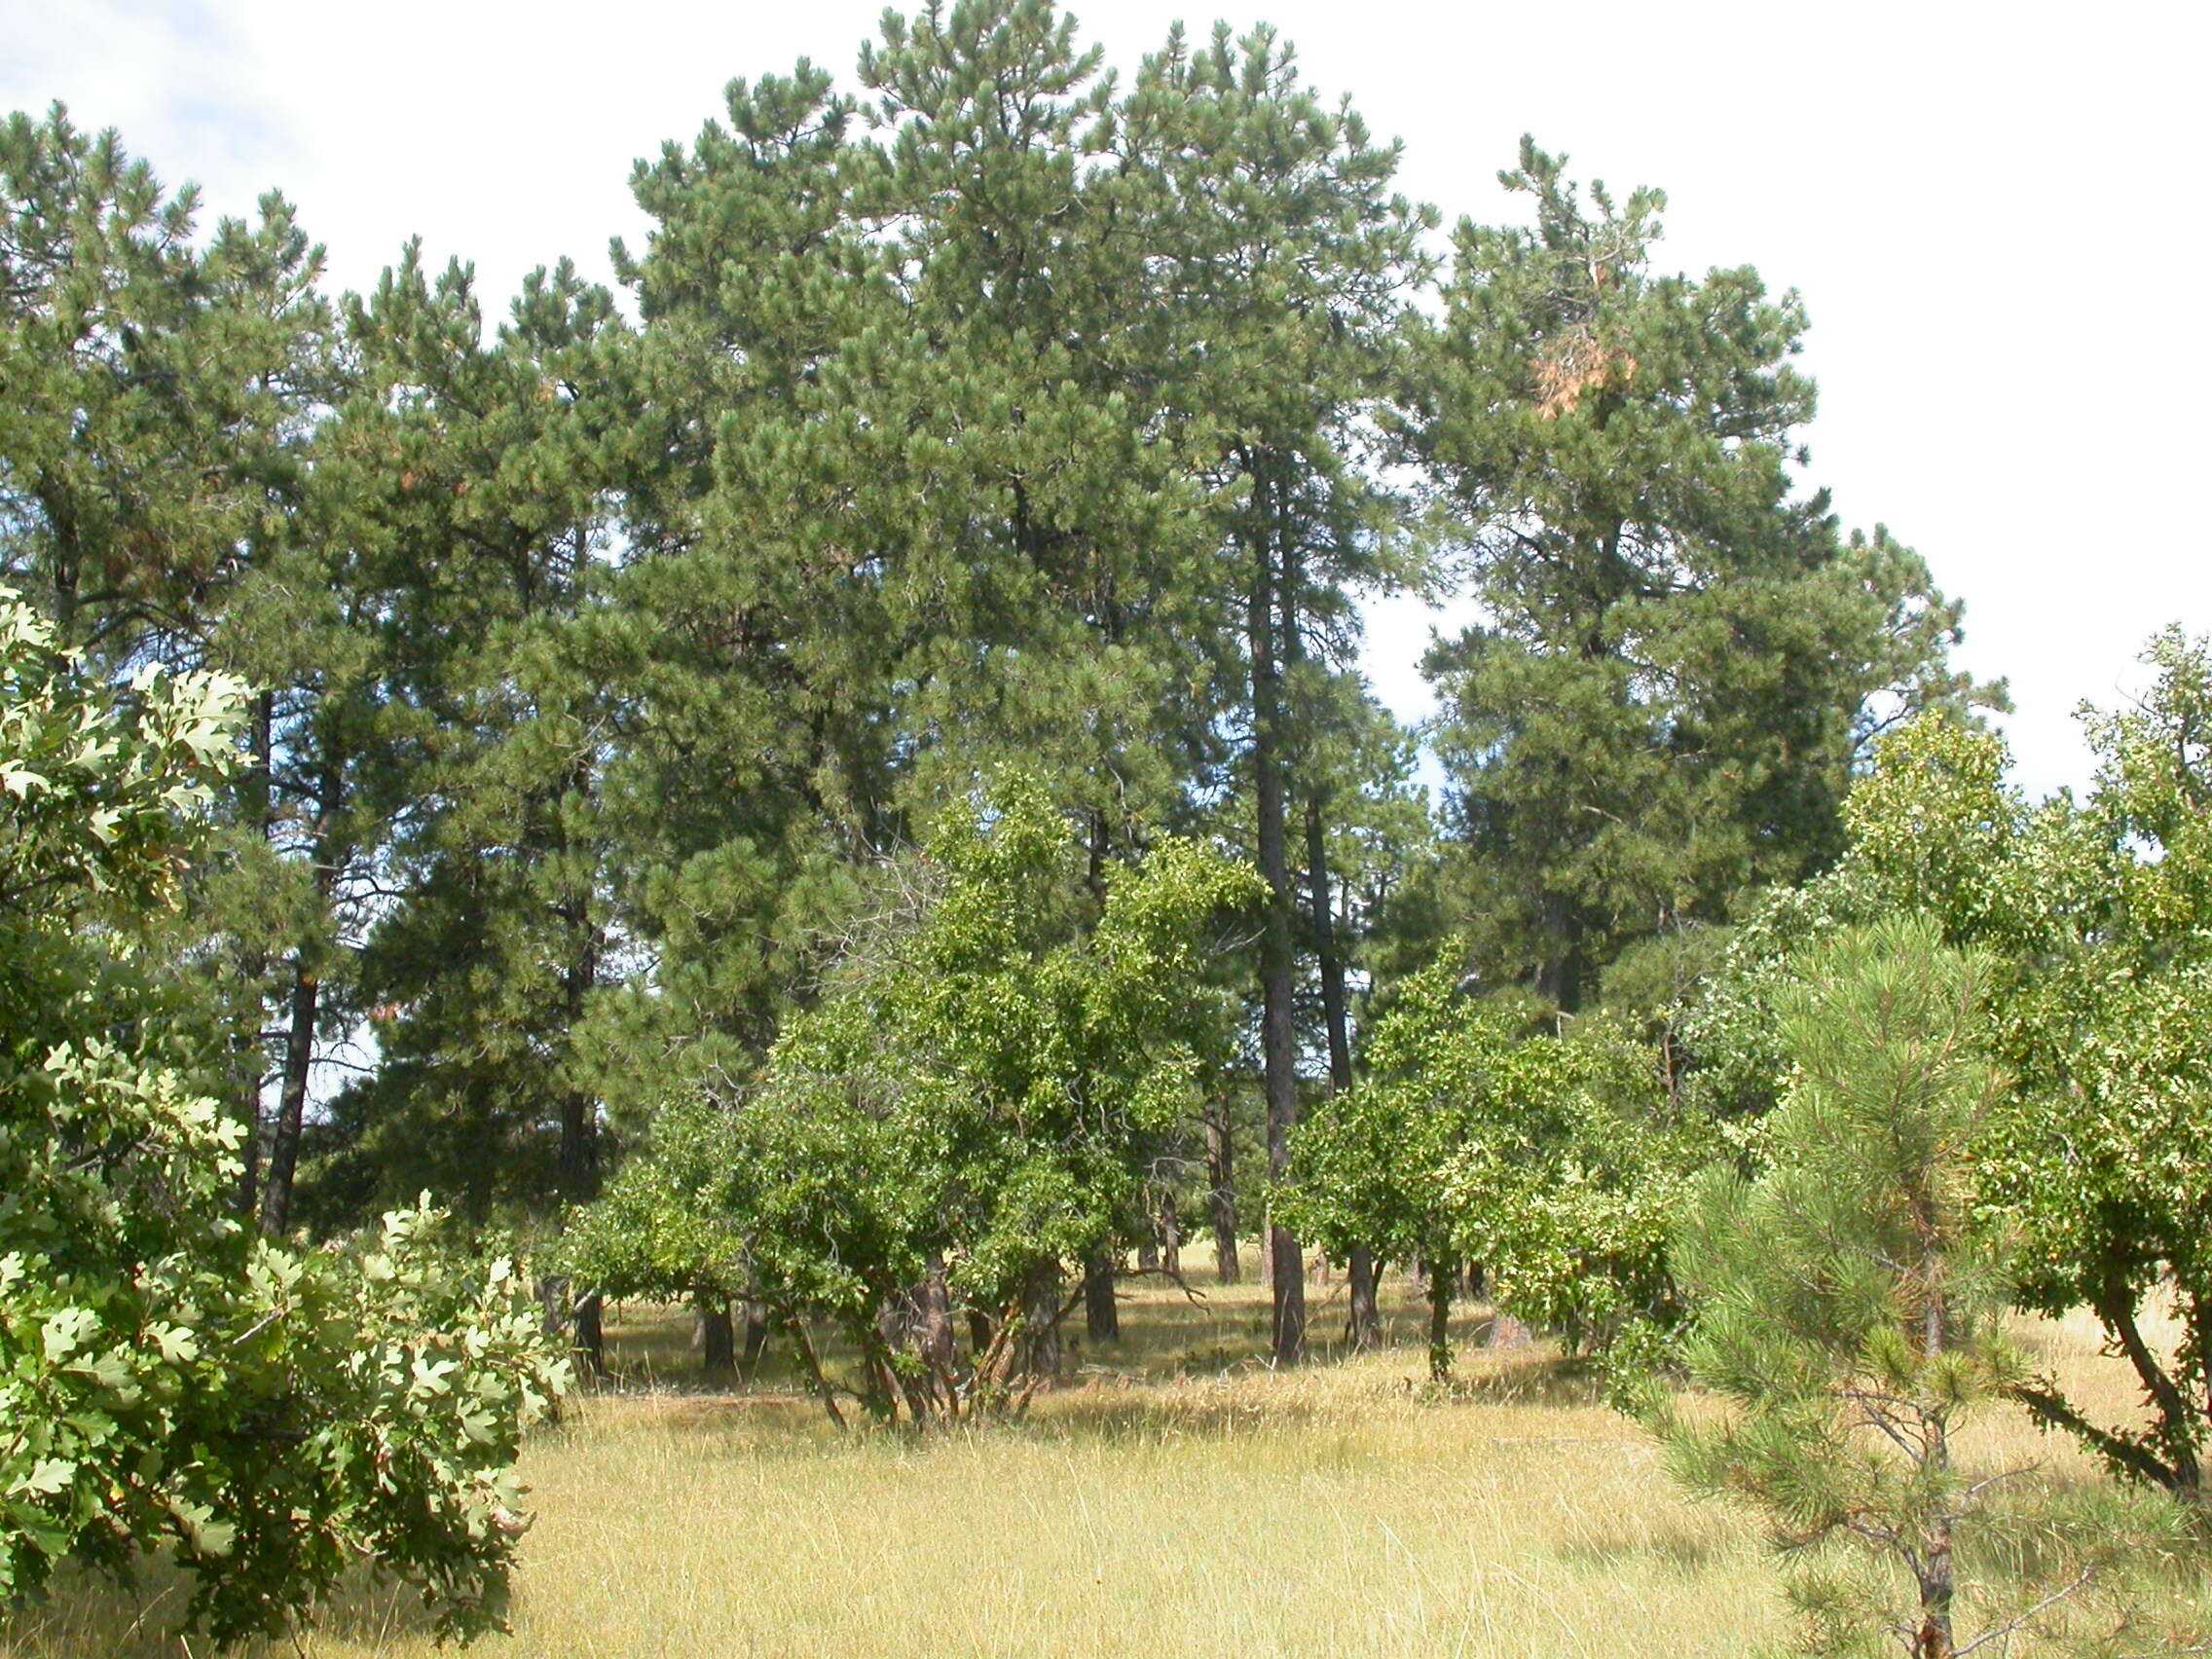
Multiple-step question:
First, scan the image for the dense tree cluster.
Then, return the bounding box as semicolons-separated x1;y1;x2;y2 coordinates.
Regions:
0;0;1981;1327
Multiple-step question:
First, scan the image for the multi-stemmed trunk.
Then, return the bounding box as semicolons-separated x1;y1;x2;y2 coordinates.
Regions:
1018;1260;1065;1388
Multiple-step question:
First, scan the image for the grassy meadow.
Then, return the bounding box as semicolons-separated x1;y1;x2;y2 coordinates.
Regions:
7;1270;2201;1658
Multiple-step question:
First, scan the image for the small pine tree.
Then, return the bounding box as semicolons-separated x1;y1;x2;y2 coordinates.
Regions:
1645;917;2179;1659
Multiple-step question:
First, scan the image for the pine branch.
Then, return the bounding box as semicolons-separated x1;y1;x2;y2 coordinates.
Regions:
1951;1568;2093;1658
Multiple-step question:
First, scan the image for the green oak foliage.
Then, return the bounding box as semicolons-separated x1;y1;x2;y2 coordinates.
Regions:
1993;631;2212;1503
1687;639;2212;1506
557;1097;749;1311
1284;955;1696;1380
1649;918;2176;1659
1411;139;1993;1012
0;589;567;1646
568;774;1260;1423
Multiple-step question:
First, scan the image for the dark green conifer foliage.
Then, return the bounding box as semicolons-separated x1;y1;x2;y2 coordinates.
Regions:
0;105;344;1220
0;106;329;663
602;7;1272;1287
297;247;633;1229
1412;140;1993;1012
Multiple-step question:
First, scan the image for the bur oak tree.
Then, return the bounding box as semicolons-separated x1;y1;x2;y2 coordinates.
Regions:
0;588;567;1647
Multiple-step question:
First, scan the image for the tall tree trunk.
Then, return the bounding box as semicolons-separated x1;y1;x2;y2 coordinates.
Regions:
235;1076;263;1219
1534;890;1585;1014
1084;1247;1120;1343
1304;793;1354;1092
1205;1097;1238;1283
1304;792;1379;1350
258;963;318;1236
234;688;276;1218
554;888;603;1202
1249;482;1304;1366
552;861;605;1376
47;502;78;647
258;758;340;1237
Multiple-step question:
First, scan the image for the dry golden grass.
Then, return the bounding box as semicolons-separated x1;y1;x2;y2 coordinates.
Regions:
3;1272;2199;1658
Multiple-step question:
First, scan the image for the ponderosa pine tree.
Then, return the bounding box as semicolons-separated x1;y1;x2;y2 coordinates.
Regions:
608;26;1144;1098
294;247;634;1279
606;8;1288;1335
0;106;329;664
1411;139;1992;1012
1109;20;1434;1361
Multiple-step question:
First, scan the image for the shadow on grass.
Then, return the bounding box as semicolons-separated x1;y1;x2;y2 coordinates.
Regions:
1552;1523;1726;1576
1024;1376;1331;1445
0;1555;443;1659
576;1277;1607;1454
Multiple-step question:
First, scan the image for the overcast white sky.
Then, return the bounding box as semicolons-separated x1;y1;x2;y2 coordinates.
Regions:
7;0;2205;800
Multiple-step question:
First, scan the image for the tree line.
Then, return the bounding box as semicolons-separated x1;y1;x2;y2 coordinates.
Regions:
0;0;1981;1350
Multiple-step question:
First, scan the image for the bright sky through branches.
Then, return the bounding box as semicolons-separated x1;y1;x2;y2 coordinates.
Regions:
7;0;2203;800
